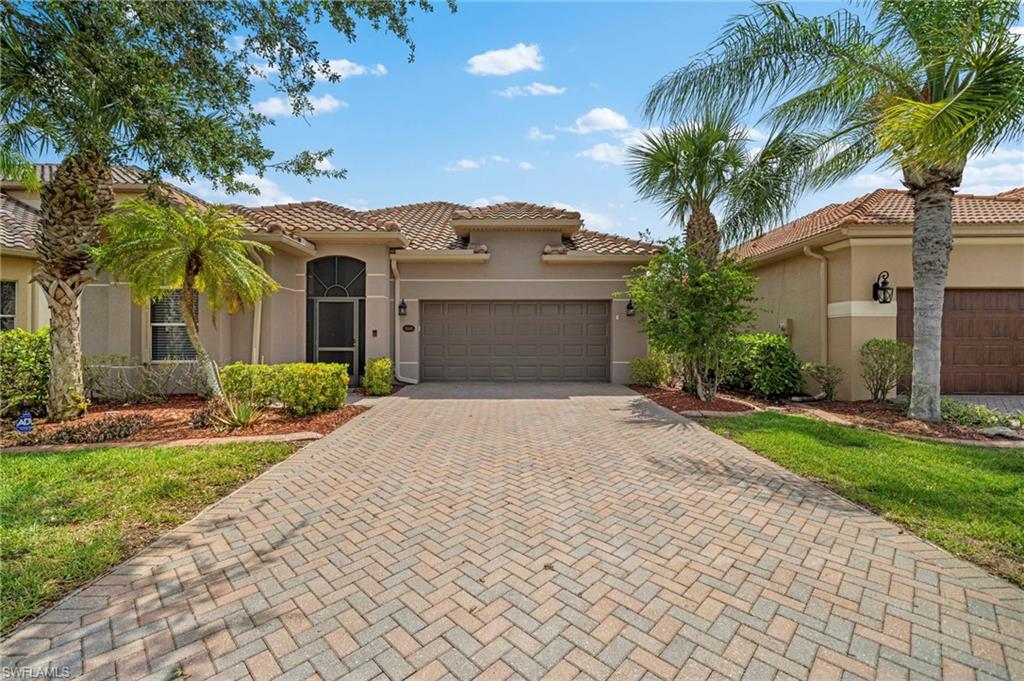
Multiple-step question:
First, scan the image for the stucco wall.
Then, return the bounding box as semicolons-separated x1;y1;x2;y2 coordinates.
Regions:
0;255;49;330
750;233;1024;400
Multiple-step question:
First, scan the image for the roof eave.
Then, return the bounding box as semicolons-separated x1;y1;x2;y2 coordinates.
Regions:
541;252;653;265
302;231;409;247
0;246;38;259
249;232;317;257
451;219;581;238
391;250;490;263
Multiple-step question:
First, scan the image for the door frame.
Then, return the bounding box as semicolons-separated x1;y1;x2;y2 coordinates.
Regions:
313;296;361;385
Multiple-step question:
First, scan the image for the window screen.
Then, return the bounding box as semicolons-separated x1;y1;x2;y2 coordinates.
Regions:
0;281;15;330
151;290;198;361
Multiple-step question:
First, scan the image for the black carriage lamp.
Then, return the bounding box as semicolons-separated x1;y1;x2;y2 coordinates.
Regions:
397;299;408;316
625;299;636;316
872;271;894;304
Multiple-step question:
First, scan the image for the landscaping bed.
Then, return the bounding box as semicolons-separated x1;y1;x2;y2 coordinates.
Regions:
0;441;298;633
718;390;1021;442
2;395;368;448
632;385;754;413
705;412;1024;587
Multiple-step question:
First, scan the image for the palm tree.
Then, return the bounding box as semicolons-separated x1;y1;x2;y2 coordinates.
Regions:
645;0;1024;421
627;109;814;260
91;199;279;397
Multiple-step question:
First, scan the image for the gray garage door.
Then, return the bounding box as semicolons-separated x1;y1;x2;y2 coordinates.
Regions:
420;301;610;381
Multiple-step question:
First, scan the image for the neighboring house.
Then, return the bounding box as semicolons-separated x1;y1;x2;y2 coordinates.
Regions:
0;165;655;385
735;187;1024;401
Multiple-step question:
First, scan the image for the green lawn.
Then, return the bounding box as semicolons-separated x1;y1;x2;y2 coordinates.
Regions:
704;412;1024;586
0;441;296;633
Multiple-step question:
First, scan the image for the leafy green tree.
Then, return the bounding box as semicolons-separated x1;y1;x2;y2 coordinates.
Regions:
624;240;758;401
0;0;449;419
627;109;814;260
92;199;278;397
643;0;1024;421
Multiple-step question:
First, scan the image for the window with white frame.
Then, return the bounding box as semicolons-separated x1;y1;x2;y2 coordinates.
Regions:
150;290;198;361
0;281;16;330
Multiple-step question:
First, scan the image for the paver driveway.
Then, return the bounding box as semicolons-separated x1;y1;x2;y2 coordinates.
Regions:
3;383;1023;681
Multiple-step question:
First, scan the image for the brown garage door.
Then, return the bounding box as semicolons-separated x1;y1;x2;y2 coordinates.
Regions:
420;301;610;381
896;289;1024;394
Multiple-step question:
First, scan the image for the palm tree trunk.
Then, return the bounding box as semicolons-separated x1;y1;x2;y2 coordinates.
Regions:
686;205;720;260
34;155;115;421
180;276;222;398
905;169;959;422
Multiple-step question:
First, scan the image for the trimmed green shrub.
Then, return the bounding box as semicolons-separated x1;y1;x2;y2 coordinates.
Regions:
363;357;393;396
219;362;349;415
0;327;50;417
629;353;672;387
859;338;912;402
802;362;844;400
728;333;804;398
274;363;349;416
220;362;276;404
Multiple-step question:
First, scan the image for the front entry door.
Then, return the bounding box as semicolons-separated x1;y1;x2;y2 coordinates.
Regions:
315;298;360;385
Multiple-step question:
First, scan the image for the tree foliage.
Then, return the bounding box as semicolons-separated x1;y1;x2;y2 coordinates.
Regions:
1;0;451;189
624;241;757;401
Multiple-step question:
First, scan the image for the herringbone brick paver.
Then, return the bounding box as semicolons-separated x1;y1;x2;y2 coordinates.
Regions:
2;383;1022;680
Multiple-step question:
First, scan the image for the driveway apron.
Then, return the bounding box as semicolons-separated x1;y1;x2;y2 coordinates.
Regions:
2;383;1022;680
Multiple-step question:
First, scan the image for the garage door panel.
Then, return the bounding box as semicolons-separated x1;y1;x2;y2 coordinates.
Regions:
897;288;1023;395
421;300;610;382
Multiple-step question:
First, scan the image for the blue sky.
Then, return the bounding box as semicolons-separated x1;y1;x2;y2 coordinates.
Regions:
181;1;1024;242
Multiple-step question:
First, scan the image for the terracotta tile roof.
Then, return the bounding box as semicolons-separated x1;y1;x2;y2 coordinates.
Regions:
228;201;401;235
1;193;40;251
0;163;151;186
734;187;1024;260
565;230;660;255
363;201;467;250
451;202;581;222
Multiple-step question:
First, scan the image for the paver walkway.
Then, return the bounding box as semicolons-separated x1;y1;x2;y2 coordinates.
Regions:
3;383;1022;681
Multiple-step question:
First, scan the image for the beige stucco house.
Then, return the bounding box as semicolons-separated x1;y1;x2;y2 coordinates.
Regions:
736;187;1024;401
1;165;655;385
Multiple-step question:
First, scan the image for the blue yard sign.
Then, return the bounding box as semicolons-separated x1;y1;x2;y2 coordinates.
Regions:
15;410;33;433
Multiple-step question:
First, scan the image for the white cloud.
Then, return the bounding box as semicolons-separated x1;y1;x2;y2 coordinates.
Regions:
445;159;482;172
970;148;1024;163
1012;26;1024;47
737;125;769;142
551;201;618;231
183;174;298;207
322;59;388;80
466;43;543;76
563;107;630;134
518;161;535;171
526;126;555;142
577;142;627;166
850;170;900;189
497;82;566;97
489;155;510;163
470;195;511;207
254;93;345;117
314;158;334;171
963;161;1024;185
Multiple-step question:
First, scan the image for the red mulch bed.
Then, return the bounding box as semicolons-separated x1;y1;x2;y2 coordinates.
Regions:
631;385;754;413
2;394;369;446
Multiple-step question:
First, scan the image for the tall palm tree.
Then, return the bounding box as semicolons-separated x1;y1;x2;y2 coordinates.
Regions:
91;199;279;397
645;0;1024;421
627;109;815;259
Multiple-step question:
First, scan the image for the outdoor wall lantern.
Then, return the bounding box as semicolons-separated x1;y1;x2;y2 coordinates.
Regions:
625;299;636;316
872;271;893;304
397;299;408;316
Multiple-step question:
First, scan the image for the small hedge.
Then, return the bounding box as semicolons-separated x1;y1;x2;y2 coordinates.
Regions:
629;353;672;387
860;338;912;402
0;327;50;417
939;398;1016;428
727;333;804;398
363;357;393;396
10;414;154;447
220;362;349;415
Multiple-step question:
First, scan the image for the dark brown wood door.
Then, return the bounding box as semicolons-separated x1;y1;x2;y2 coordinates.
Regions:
896;289;1024;394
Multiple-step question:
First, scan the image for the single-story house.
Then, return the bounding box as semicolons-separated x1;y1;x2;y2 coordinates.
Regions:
735;187;1024;401
1;165;656;385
